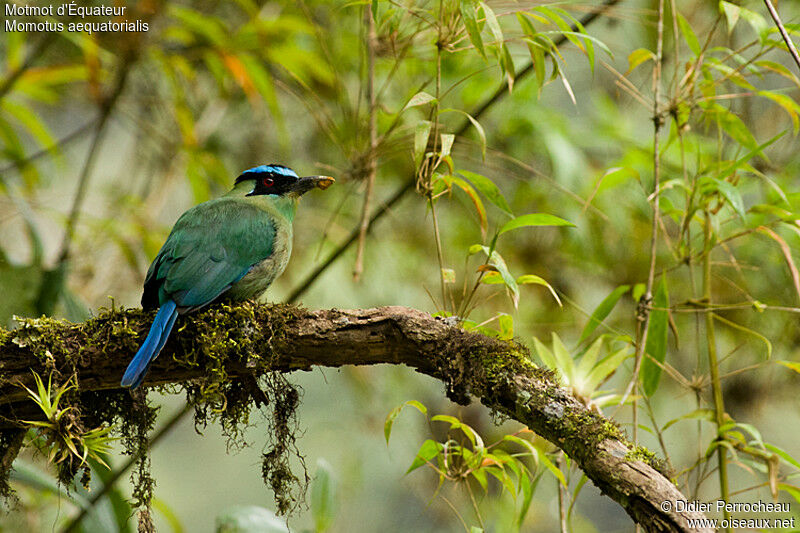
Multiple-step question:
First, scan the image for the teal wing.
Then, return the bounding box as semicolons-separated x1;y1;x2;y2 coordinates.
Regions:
142;199;276;310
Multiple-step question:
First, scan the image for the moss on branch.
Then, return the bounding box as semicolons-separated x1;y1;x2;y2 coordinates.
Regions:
0;303;709;531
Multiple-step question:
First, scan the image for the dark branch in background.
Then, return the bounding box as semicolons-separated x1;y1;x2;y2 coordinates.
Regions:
285;180;414;303
285;0;621;303
763;0;800;73
0;33;57;100
0;304;710;532
34;56;136;317
0;120;99;176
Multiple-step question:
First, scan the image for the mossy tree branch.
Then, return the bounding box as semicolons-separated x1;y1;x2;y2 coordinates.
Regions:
0;303;710;532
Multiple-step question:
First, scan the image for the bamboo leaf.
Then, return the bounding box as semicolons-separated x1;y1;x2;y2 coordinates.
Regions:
405;91;437;110
579;285;630;342
499;213;575;234
480;2;503;45
458;170;513;216
446;176;488;238
517;274;562;306
677;13;701;56
440;108;486;159
539;453;567;487
406;439;441;473
626;48;656;74
460;0;486;60
719;1;740;34
384;400;427;443
414;120;432;168
641;276;669;397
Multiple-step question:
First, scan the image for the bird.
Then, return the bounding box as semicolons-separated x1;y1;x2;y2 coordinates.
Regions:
121;164;334;389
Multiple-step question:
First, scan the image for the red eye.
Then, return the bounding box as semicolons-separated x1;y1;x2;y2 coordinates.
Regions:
262;177;274;187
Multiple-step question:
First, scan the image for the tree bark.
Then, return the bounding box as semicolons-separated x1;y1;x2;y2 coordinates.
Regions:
0;303;711;532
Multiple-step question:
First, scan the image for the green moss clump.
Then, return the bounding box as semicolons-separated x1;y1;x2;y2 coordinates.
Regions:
625;444;670;477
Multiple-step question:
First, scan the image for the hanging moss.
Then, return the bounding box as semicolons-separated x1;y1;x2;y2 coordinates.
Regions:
122;390;158;514
0;430;24;500
0;301;669;517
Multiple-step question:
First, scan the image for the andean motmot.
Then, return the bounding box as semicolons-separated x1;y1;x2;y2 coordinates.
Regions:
121;164;334;389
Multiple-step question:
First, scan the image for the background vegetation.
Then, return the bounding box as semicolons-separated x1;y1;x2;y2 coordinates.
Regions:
1;0;800;531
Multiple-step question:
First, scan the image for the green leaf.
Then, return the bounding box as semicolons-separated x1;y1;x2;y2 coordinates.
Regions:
551;333;575;385
445;176;488;237
516;13;544;93
765;443;800;471
677;13;701;56
384;400;427;443
458;170;513;215
576;337;603;378
626;48;655;74
738;5;768;40
440;133;455;158
311;458;336;533
719;1;740;34
516;274;562;306
440;108;486;159
533;337;557;370
460;0;486;61
579;285;630;343
778;484;800;505
499;213;575;234
585;348;632;393
407;439;442;473
480;2;503;45
713;104;759;152
706;177;746;219
632;283;646;302
500;44;515;91
405;91;437;110
498;313;513;340
641;276;669;397
758;90;800;135
414;120;432;168
539;453;567;487
755;60;800;89
778;360;800;375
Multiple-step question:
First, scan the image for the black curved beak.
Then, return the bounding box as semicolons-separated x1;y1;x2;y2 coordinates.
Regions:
292;176;335;196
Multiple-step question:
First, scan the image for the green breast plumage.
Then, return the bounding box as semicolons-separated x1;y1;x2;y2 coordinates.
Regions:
227;220;292;300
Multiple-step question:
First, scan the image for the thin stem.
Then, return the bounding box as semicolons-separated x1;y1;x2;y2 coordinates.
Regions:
353;3;379;281
763;0;800;73
464;479;485;531
430;197;448;311
0;119;97;175
556;454;568;533
285;179;414;303
627;0;665;435
430;2;447;311
704;211;730;529
0;33;57;100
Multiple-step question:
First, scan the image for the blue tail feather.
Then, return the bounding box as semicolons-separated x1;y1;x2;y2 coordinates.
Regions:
121;300;178;389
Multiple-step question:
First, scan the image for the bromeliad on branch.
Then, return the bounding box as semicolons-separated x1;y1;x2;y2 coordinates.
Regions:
121;165;334;389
